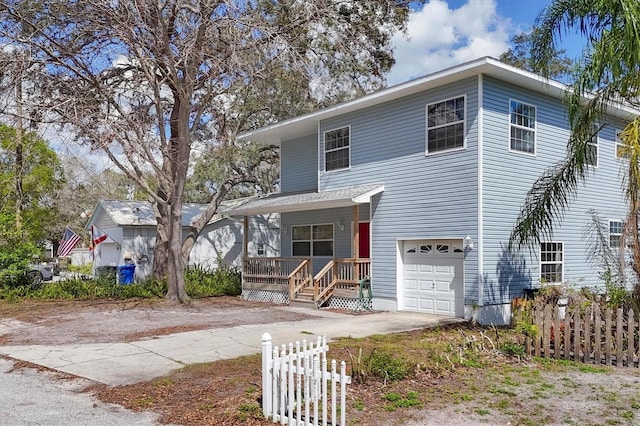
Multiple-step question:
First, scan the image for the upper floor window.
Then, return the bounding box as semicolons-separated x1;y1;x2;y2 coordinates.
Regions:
609;220;623;248
540;242;563;284
324;126;350;171
616;128;629;159
292;224;334;257
426;95;465;154
510;100;536;154
586;124;599;167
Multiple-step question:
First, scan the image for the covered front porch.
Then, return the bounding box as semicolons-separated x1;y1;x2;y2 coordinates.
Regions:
227;184;383;310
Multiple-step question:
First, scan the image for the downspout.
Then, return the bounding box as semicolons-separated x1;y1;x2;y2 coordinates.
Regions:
477;74;484;307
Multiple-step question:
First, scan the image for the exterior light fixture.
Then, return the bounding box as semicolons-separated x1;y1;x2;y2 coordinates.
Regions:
463;235;474;250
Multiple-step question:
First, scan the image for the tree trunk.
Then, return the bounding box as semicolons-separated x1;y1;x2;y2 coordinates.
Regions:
166;200;189;301
163;95;191;302
15;78;23;233
152;201;170;280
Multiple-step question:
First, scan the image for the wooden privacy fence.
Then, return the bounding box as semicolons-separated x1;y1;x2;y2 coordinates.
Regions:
527;304;640;367
261;333;351;426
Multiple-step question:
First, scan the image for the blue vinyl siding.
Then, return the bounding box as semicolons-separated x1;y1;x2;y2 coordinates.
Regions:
280;134;318;193
316;77;479;304
272;71;629;312
481;76;628;304
281;207;367;275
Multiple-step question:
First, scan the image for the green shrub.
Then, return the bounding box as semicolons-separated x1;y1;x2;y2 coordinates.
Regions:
184;263;241;297
370;351;409;382
347;347;409;384
500;341;526;357
383;391;422;410
67;263;93;276
0;263;240;301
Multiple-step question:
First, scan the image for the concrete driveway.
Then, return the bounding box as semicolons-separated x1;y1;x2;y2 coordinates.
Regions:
0;306;463;386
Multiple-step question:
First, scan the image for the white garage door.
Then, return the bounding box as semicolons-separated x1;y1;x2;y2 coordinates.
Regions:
402;240;464;316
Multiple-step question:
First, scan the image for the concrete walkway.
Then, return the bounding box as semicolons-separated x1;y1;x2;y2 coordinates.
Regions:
0;309;463;386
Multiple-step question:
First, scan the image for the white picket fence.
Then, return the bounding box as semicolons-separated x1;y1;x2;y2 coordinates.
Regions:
261;333;351;426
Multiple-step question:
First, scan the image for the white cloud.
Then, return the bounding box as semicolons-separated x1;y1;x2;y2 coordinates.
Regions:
387;0;513;85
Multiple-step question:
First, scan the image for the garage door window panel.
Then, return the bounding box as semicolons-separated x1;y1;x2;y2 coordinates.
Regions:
420;244;432;253
437;244;449;253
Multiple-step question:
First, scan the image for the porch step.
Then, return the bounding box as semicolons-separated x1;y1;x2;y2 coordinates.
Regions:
290;288;317;308
289;298;316;308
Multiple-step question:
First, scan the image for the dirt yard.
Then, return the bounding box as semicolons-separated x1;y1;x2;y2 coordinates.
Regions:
2;297;640;425
0;297;316;345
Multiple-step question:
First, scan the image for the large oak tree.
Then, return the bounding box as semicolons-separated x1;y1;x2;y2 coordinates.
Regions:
0;0;415;301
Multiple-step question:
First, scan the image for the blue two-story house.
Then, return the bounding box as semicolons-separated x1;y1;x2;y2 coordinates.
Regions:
228;57;636;325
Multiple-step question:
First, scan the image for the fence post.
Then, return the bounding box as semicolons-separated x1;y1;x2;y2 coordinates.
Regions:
341;361;348;426
331;360;337;426
617;308;624;366
262;332;273;419
629;309;636;368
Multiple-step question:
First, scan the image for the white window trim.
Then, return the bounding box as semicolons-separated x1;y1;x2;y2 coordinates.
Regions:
587;123;599;168
508;98;537;156
608;219;624;248
425;94;467;156
540;241;564;284
323;125;351;173
291;223;334;257
615;128;628;160
256;243;266;256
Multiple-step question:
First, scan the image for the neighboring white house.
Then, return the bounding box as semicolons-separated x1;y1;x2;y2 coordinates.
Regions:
85;199;280;281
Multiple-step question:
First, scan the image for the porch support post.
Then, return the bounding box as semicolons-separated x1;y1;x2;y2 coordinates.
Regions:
243;215;249;257
353;205;360;259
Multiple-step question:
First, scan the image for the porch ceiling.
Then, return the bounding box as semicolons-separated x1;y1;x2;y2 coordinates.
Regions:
226;184;384;216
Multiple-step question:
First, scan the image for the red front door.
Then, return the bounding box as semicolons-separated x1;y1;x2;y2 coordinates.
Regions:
358;222;370;258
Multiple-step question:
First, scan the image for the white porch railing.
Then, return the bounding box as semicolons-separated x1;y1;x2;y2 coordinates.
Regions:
261;333;351;426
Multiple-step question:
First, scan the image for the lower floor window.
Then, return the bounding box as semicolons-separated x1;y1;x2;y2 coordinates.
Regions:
609;221;623;248
540;242;563;283
292;224;334;257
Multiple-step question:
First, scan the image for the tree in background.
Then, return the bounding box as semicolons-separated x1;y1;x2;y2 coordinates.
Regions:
499;30;573;80
0;123;63;241
185;141;279;203
53;157;149;235
0;0;417;301
0;122;63;277
509;1;640;282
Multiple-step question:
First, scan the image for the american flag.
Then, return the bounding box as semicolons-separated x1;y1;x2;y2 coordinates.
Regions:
57;227;82;257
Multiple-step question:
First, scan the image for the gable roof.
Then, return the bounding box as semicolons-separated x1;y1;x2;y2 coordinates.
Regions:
238;56;639;145
85;198;253;230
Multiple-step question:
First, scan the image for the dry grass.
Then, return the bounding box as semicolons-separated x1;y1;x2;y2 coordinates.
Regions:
92;324;640;425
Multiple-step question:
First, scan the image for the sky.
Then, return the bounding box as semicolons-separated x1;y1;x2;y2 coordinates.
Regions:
387;0;585;85
47;0;589;175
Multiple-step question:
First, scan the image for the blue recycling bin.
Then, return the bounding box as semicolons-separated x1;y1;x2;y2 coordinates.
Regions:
117;264;136;284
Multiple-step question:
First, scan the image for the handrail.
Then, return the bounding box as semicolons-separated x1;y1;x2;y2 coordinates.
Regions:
313;260;335;283
243;257;310;289
288;258;312;299
314;260;337;306
243;257;371;308
313;258;371;307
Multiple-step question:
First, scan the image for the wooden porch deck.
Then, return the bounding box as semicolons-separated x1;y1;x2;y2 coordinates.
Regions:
242;257;371;308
